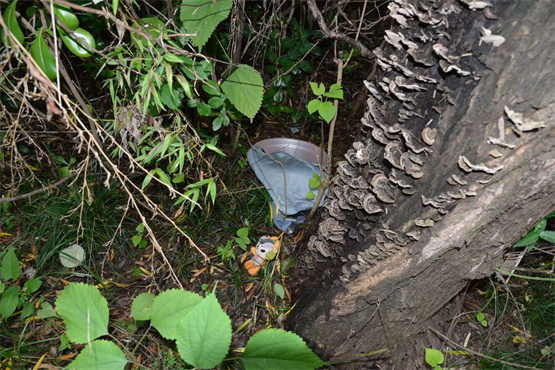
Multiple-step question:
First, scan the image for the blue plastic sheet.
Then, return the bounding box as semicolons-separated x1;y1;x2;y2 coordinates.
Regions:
247;146;327;232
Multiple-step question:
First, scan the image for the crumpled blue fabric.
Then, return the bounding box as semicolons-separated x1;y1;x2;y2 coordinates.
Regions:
247;146;327;232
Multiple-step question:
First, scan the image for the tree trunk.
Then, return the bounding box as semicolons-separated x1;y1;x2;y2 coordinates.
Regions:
289;0;555;367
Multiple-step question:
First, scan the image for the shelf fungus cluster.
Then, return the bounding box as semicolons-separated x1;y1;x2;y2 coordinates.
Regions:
306;0;519;284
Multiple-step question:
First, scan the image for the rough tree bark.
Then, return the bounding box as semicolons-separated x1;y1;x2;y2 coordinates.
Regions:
289;0;554;367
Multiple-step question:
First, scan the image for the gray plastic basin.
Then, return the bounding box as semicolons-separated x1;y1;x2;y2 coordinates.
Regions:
252;138;328;171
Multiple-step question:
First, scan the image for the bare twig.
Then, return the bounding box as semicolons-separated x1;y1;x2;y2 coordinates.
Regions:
0;173;77;203
306;0;374;59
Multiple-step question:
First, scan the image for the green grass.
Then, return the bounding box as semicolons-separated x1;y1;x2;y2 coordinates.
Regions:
472;280;554;369
5;180;134;275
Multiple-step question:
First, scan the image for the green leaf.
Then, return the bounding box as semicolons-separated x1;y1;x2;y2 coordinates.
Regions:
424;348;444;367
139;240;148;249
37;302;57;319
68;339;127;370
163;53;184;64
0;286;20;318
236;238;248;251
309;82;325;96
273;283;285;299
202;80;221;95
0;283;4;294
280;258;295;274
204;143;226;156
534;218;547;233
21;301;34;319
131;235;142;247
141;172;154;189
476;312;484;321
159;83;182;110
151;289;203;340
176;294;232;369
242;329;324;370
136;222;145;233
173;173;185;184
444;350;469;355
305;191;315;200
180;0;233;48
53;4;79;30
208;96;224;109
308;176;320;189
176;75;193;99
154;168;172;187
112;0;119;15
1;247;20;281
133;16;164;48
318;101;336;123
307;99;321;115
197;101;212;116
237;227;249;238
31;29;57;80
131;292;155;321
514;229;540;247
60;27;96;58
206;180;216;204
221;65;263;121
55;283;109;344
212;114;229;131
24;278;42;293
323;83;344;99
3;0;25;45
480;320;488;327
539;230;555;243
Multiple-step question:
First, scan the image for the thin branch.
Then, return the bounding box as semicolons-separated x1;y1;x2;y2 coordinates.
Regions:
0;173;77;203
306;0;374;59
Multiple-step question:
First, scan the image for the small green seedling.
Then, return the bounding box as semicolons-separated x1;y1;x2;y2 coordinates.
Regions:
273;283;285;299
476;312;488;327
217;240;236;262
132;222;148;249
306;173;321;200
54;155;76;178
307;82;343;123
513;213;555;252
235;227;251;251
425;348;444;369
0;247;43;320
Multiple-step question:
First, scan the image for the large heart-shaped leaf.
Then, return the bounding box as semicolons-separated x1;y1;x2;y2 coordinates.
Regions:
68;340;127;370
150;289;203;339
176;294;232;369
131;292;155;321
242;329;324;370
55;283;109;344
180;0;233;48
221;65;263;121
